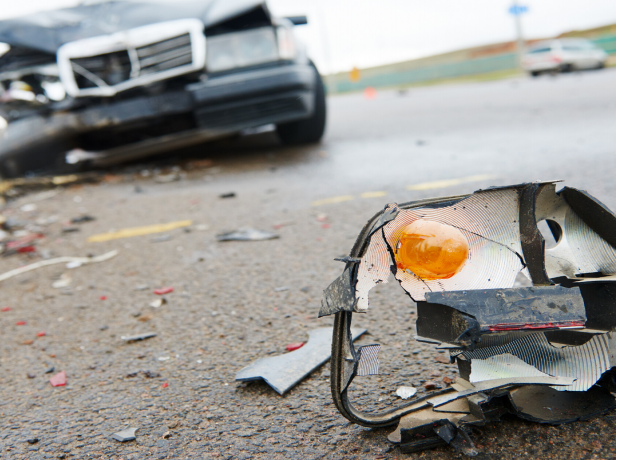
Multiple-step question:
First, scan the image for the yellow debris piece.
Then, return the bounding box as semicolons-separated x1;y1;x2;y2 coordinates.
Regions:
311;195;354;207
88;220;192;243
406;174;496;191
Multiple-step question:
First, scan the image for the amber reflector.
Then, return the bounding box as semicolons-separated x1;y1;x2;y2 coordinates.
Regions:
395;219;469;280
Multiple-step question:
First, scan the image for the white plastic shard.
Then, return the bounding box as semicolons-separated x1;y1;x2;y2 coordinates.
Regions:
462;331;615;392
396;386;418;399
470;353;551;382
355;188;526;307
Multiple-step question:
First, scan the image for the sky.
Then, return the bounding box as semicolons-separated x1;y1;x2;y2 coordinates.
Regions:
0;0;614;73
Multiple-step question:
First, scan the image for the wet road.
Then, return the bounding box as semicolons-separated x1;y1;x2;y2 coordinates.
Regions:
0;68;614;460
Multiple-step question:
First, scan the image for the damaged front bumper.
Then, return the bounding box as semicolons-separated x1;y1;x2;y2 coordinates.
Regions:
320;181;615;455
0;63;316;177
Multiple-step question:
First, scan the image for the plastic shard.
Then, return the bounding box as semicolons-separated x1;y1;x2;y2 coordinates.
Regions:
236;327;366;395
460;331;615;391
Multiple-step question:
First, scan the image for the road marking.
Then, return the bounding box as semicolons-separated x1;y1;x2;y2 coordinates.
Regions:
406;174;497;191
361;191;387;198
311;195;354;207
88;220;193;243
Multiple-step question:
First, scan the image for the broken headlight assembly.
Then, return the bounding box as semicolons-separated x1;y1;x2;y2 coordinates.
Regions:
206;22;296;73
320;181;615;456
0;44;66;121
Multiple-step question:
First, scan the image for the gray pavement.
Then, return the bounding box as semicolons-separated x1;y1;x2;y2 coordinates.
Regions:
0;68;615;460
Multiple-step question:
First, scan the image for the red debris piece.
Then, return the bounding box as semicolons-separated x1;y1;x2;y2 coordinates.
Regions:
272;223;284;230
16;321;26;326
99;296;107;300
154;287;174;295
443;376;452;385
1;307;10;312
286;342;305;352
17;246;36;253
321;223;331;229
162;382;169;388
37;331;46;337
49;371;67;387
6;233;44;250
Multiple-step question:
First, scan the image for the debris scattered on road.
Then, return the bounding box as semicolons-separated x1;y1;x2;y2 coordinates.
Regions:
52;274;72;289
0;250;118;283
1;306;10;312
26;438;39;444
396;386;417;399
151;234;172;243
121;332;157;342
22;340;33;345
162;382;169;388
150;298;167;308
135;284;149;291
163;431;172;439
217;228;279;242
71;215;96;224
274;286;290;292
37;331;46;337
87;220;192;243
153;286;174;295
27;373;35;379
44;367;55;374
142;370;161;378
111;428;137;442
15;321;26;326
99;295;107;300
320;182;616;456
236;327;366;395
219;192;236;199
286;342;305;352
49;371;66;387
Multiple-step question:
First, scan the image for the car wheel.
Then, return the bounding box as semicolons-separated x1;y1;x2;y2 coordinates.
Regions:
277;62;326;145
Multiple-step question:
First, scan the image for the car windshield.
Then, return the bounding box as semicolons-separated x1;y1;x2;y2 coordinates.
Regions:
527;47;552;54
562;41;598;51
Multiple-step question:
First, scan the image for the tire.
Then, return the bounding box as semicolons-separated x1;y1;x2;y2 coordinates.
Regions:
277;61;326;145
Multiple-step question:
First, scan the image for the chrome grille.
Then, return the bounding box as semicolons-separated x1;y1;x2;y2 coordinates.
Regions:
136;34;193;75
71;50;132;89
57;19;206;97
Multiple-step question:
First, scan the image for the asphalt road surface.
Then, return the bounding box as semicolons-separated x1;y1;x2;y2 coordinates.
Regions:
0;68;615;460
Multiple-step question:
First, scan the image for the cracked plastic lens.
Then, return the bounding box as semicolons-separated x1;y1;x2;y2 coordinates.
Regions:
395;219;469;280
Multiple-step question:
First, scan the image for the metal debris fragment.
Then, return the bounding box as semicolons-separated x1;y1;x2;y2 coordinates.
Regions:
236;327;366;395
217;228;279;242
121;332;157;342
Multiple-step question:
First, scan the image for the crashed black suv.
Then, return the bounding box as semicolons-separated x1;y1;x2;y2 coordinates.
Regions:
0;0;326;178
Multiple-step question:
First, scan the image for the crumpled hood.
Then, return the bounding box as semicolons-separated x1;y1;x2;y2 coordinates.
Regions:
0;0;268;54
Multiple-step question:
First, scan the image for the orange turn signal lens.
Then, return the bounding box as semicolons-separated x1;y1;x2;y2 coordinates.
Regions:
395;219;469;280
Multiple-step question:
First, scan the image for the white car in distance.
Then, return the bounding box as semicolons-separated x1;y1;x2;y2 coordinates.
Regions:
522;38;608;77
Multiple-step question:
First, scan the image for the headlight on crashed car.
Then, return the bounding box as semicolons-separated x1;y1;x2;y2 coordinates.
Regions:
206;26;294;73
320;181;616;456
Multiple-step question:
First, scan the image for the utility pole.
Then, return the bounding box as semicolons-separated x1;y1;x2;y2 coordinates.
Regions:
509;2;528;70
